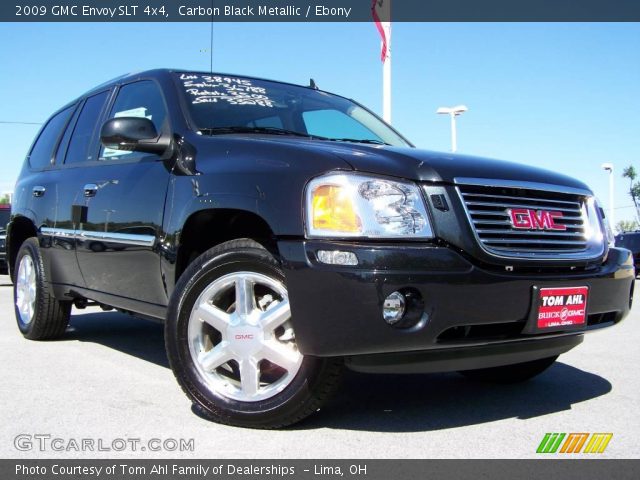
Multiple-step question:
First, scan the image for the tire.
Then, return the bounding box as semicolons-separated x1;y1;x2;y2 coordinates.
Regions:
14;237;71;340
458;356;558;384
165;239;343;429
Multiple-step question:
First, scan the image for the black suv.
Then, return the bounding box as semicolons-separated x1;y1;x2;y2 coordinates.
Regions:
615;231;640;271
8;70;634;428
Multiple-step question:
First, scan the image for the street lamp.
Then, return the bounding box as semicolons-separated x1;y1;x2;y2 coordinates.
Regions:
436;105;468;153
601;163;614;227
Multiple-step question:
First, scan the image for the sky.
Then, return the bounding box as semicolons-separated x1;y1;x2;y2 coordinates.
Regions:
0;22;638;225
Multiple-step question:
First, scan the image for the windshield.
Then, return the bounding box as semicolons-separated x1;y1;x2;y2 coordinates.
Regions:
175;73;411;147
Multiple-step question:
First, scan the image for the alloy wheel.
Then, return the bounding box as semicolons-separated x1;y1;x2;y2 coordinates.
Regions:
16;255;36;325
187;271;303;402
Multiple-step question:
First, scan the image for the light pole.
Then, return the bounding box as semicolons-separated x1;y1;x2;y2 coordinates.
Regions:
436;105;468;153
601;163;614;227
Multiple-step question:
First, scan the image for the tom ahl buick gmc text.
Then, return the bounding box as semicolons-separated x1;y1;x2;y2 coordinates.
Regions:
7;70;634;428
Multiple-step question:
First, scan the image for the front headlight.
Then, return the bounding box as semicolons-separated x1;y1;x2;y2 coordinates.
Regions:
305;172;433;238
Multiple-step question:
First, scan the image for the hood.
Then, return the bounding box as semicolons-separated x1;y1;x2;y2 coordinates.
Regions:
331;144;591;192
192;134;591;193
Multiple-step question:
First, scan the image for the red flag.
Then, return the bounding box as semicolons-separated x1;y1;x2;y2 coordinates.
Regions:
371;0;390;62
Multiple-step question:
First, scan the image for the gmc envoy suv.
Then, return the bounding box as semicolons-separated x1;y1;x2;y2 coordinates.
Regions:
8;69;634;428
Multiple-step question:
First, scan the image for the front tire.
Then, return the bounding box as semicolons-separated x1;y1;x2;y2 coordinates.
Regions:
14;237;71;340
165;239;343;428
458;356;558;384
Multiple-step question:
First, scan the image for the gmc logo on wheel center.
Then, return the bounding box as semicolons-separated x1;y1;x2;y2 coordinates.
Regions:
508;208;567;231
235;334;254;340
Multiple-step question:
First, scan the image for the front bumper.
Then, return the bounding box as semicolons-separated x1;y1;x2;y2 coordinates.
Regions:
278;241;634;363
345;334;583;374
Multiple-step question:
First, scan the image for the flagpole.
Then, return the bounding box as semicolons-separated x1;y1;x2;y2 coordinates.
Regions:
372;0;392;124
382;21;391;124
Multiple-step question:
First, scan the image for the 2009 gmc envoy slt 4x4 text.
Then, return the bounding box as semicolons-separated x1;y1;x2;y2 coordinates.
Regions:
7;70;634;428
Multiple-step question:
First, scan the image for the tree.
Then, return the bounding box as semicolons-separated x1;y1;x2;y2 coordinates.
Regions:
622;165;640;220
0;194;10;205
615;220;639;233
622;165;640;222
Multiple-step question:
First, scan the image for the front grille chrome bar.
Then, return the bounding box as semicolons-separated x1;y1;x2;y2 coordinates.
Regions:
452;178;606;261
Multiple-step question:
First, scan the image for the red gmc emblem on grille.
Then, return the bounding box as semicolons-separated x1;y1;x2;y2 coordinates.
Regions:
508;208;567;231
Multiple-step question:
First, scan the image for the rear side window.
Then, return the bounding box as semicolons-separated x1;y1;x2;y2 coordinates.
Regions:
64;91;110;164
28;106;74;169
100;81;167;161
54;106;81;165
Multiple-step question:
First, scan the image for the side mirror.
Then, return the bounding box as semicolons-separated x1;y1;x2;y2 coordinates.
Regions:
100;117;168;154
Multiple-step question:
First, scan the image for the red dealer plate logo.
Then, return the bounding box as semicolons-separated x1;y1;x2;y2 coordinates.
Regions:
537;286;588;329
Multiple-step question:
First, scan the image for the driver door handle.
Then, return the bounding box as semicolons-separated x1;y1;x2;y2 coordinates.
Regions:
32;186;46;197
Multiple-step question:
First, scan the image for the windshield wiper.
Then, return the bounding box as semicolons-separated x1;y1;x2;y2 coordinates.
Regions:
328;138;390;146
199;126;320;139
199;127;388;145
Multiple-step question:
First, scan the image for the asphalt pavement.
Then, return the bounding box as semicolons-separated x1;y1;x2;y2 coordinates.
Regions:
1;274;638;459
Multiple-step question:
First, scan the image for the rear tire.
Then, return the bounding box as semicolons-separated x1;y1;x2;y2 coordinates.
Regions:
165;239;343;428
458;356;558;384
14;238;71;340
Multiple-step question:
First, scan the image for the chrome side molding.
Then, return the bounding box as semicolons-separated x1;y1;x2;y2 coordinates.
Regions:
40;227;156;248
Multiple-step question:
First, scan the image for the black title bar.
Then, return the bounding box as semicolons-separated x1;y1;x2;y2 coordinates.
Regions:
3;459;640;480
3;0;640;22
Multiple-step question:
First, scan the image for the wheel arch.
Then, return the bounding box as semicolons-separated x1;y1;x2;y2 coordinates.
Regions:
175;208;279;286
7;215;38;279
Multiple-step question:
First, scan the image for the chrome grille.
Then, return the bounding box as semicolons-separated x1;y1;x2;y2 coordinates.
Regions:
457;182;597;257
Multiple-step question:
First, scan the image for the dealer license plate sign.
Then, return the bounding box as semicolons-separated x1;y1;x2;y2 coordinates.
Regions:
536;286;589;329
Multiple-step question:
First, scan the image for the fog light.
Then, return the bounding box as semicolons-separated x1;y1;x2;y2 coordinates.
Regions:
383;291;406;325
317;250;358;266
